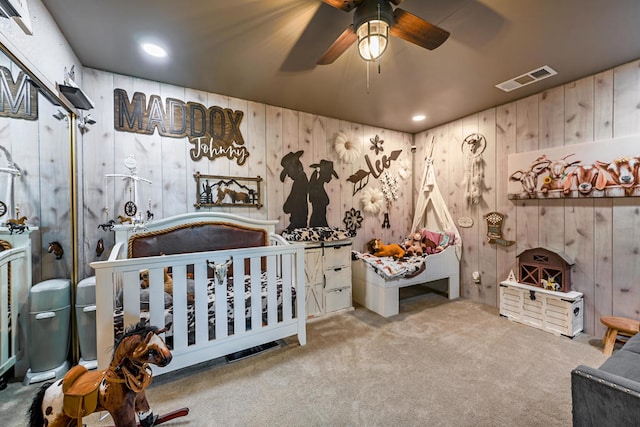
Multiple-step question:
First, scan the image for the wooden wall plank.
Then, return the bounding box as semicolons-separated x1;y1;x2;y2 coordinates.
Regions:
158;83;187;219
265;105;283;226
564;76;596;334
495;103;517;285
247;101;267;219
460;115;480;300
184;88;209;213
594;70;614;141
537;86;565;252
478;108;498;306
591;70;614;337
515;95;540;252
613;60;640;137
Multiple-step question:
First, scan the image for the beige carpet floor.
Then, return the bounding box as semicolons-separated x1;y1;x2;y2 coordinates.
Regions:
1;289;608;426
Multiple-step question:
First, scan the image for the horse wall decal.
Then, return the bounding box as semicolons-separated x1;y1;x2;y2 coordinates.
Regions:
28;322;172;427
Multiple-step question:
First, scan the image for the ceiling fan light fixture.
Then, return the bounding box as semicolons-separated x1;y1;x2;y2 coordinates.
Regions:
354;0;393;62
356;19;389;61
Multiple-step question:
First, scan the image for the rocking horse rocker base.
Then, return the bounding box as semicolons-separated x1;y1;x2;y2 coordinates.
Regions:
105;407;190;427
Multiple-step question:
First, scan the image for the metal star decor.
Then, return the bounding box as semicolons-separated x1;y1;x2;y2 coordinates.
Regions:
370;134;384;155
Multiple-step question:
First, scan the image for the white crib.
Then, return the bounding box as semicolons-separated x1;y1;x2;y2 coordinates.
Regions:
90;213;306;376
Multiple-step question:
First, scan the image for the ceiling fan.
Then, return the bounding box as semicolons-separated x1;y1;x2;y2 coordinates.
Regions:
317;0;450;65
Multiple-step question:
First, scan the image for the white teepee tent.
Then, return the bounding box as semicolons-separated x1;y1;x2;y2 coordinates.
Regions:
411;139;462;260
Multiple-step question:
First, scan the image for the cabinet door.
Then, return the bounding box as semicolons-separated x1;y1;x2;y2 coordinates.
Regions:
306;283;323;316
304;248;323;286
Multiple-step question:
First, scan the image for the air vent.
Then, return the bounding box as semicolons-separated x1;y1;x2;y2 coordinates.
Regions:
495;65;557;92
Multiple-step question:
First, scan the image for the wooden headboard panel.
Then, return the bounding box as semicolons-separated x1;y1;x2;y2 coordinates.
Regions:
128;221;269;258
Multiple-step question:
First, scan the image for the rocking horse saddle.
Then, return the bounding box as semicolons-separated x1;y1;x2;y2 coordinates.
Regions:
62;364;104;423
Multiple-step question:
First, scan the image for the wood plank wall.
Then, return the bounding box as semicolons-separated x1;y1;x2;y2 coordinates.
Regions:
416;59;640;337
79;69;414;279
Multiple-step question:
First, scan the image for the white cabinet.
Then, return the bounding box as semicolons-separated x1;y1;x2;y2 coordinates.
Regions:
304;240;352;318
499;280;583;337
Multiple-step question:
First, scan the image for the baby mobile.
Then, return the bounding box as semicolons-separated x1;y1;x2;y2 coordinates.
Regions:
462;133;486;205
103;155;152;227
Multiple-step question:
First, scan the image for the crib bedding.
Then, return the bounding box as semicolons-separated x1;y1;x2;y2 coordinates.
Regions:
113;271;295;342
352;252;427;280
353;230;457;280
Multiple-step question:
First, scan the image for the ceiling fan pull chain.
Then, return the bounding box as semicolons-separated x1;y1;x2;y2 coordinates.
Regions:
366;60;370;93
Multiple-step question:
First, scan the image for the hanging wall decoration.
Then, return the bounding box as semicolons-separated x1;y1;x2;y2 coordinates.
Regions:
396;158;412;181
347;147;402;195
484;211;515;246
0;66;38;121
194;172;262;208
462;133;486;206
308;159;339;227
508;135;640;199
370;134;384;155
113;89;249;165
280;150;309;231
334;131;361;164
343;208;363;237
359;186;385;215
380;171;399;229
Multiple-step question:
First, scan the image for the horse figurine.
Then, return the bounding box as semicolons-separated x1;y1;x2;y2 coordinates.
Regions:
28;322;172;427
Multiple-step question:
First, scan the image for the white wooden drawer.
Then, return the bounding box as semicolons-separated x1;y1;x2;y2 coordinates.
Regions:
324;287;351;313
324;267;351;291
323;244;351;269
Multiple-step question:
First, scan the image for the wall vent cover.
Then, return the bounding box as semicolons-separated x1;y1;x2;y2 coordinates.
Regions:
495;65;558;92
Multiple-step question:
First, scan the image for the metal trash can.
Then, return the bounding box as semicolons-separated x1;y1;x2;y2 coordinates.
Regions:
23;279;71;385
76;276;97;368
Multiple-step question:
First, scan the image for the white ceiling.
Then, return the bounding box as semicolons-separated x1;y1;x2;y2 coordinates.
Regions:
43;0;640;133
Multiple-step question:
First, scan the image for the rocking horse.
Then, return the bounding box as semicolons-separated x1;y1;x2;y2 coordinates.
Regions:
28;322;185;427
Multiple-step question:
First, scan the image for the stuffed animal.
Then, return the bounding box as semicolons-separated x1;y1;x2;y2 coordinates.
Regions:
369;238;406;259
403;232;425;257
139;267;174;294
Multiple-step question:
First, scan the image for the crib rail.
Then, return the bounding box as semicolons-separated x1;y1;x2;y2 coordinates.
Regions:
91;243;305;376
0;246;30;377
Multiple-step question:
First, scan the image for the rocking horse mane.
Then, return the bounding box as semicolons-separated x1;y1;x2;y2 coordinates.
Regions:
113;321;159;353
27;381;52;427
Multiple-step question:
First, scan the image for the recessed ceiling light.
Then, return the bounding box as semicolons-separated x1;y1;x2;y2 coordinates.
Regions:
412;115;426;121
141;42;167;58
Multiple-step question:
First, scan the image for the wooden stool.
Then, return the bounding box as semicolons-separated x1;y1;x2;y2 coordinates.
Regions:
600;316;640;356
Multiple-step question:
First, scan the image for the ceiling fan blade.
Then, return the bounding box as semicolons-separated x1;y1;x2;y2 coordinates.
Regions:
388;0;403;5
317;25;357;65
390;8;450;50
321;0;365;12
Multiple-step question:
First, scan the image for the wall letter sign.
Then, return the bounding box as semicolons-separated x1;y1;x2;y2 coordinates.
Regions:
113;89;249;165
